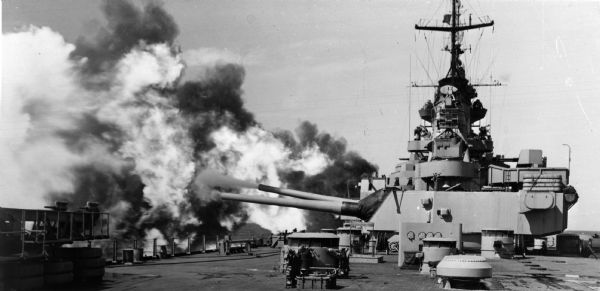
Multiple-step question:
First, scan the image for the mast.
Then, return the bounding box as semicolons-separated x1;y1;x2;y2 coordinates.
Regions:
450;0;458;77
415;0;494;78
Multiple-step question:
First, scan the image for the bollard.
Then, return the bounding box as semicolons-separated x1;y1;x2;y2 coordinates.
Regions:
225;235;231;255
349;233;353;255
171;238;176;257
369;238;377;256
113;239;118;263
153;238;157;258
245;240;252;254
202;235;206;253
123;249;134;264
187;237;191;255
134;248;143;263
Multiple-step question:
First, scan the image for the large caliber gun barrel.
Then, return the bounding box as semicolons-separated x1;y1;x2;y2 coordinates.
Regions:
257;184;354;202
220;192;359;216
220;188;389;221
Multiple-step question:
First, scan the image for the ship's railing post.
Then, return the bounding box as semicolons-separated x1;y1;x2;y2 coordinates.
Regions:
171;238;176;257
153;238;158;258
225;235;231;255
187;236;191;255
349;232;353;255
113;239;118;263
20;210;25;258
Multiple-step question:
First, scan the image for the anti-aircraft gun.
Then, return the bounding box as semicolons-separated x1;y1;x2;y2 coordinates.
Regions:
220;0;580;268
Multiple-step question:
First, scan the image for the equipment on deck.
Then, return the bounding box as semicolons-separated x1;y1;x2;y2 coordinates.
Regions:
0;202;109;289
282;232;349;289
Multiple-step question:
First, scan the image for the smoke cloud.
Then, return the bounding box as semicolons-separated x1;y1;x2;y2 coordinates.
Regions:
275;122;378;231
72;0;179;76
175;63;256;153
1;0;377;241
195;170;258;190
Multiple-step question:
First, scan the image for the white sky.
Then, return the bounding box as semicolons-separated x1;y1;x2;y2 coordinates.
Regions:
3;0;600;231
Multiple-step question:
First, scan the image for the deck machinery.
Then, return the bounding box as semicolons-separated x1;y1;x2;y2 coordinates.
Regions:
281;232;350;289
0;202;110;289
220;0;579;267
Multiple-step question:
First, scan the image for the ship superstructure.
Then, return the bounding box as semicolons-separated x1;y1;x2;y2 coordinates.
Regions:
360;0;579;262
400;0;496;192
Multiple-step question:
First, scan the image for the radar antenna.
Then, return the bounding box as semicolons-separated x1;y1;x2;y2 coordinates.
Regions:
415;0;494;78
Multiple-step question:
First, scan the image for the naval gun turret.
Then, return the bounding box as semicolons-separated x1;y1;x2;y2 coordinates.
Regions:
220;185;389;221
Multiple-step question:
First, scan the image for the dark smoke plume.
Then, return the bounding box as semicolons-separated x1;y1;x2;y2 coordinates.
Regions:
46;0;178;241
176;63;256;153
183;194;248;239
72;0;179;75
277;121;378;231
47;0;250;241
54;0;181;235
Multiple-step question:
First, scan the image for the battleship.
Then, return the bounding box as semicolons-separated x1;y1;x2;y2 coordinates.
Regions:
220;0;580;260
1;0;600;290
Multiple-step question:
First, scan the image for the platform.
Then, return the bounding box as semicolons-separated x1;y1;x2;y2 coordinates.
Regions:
349;254;383;264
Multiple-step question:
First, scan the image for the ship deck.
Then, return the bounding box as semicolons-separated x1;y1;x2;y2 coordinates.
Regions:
56;248;600;290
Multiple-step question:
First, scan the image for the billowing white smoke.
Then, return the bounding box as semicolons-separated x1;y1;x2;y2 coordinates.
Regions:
1;25;332;236
1;27;195;230
0;26;113;207
96;44;196;225
202;126;329;231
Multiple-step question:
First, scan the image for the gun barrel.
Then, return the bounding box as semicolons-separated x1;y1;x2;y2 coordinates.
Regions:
220;192;361;218
257;184;354;202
